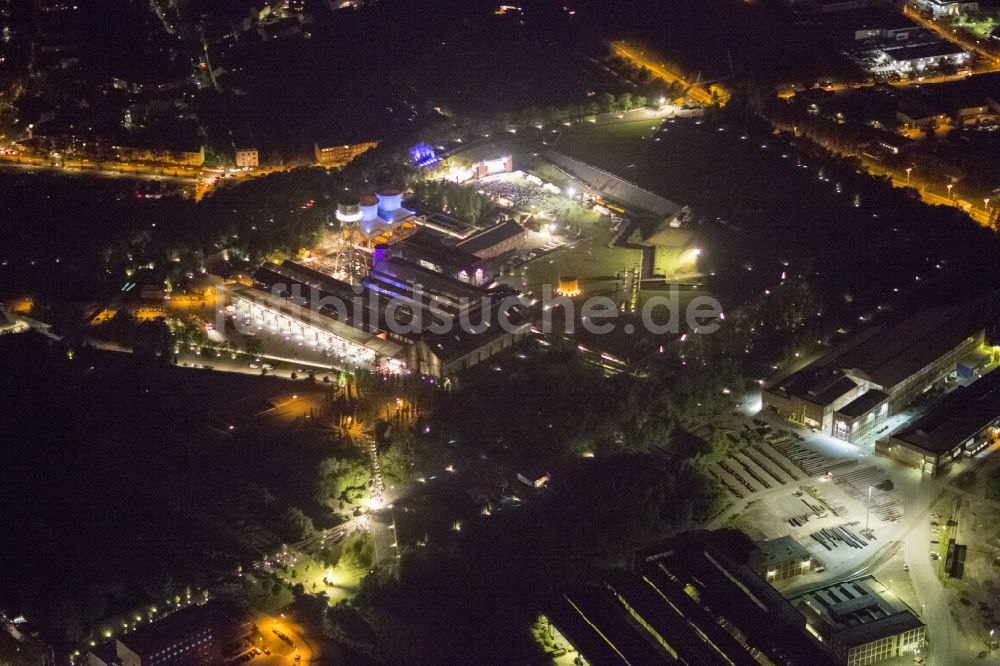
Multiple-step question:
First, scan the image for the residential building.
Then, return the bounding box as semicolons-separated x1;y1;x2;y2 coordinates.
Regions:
234;148;259;168
313;140;378;168
257;18;302;41
109;142;205;167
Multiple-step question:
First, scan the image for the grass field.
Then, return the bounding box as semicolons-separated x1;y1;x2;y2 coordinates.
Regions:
551;119;663;174
520;218;641;295
543;113;1000;328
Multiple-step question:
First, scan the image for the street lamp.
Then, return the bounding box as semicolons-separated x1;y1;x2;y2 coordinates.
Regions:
865;484;872;532
905;167;912;185
985;198;991;211
947;183;953;200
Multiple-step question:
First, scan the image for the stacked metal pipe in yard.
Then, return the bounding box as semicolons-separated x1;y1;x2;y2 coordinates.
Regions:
810;522;873;551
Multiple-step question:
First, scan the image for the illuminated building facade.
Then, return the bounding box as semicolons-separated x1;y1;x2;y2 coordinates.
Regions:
234;148;259;168
109;143;205;167
794;577;925;666
229;256;530;378
763;296;998;442
750;536;814;582
313;140;378;168
874;41;970;74
910;0;979;18
336;187;420;243
90;604;242;666
878;366;1000;474
472;155;513;178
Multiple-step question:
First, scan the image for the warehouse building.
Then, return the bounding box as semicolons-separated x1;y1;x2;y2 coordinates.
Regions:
875;41;970;74
390;230;494;285
549;530;836;666
878;367;1000;474
910;0;979;18
455;219;527;259
793;577;925;666
230;254;530;377
763;296;998;442
228;283;407;374
832;389;889;443
750;535;815;582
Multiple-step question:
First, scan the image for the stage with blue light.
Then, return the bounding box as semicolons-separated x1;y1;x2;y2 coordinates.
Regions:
410;143;441;168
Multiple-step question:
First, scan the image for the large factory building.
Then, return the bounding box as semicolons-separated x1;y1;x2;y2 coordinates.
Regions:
762;294;999;443
227;241;530;378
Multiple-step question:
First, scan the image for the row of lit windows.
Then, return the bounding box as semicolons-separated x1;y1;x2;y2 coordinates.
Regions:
899;627;925;647
847;635;896;666
235;299;378;360
150;630;212;663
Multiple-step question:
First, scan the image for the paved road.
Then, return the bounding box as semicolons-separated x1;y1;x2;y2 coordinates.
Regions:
900;474;957;665
709;398;971;663
251;613;319;665
903;6;1000;67
610;41;715;105
865;163;995;228
0;156;200;182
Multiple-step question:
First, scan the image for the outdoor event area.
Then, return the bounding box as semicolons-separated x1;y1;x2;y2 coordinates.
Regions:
8;0;1000;663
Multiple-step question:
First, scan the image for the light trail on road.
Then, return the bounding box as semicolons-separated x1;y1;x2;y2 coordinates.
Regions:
610;41;715;106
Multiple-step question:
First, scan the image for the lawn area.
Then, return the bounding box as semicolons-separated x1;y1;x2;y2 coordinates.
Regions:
519;214;640;296
543;114;1000;324
252;542;367;611
953;15;997;39
551;118;663;174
